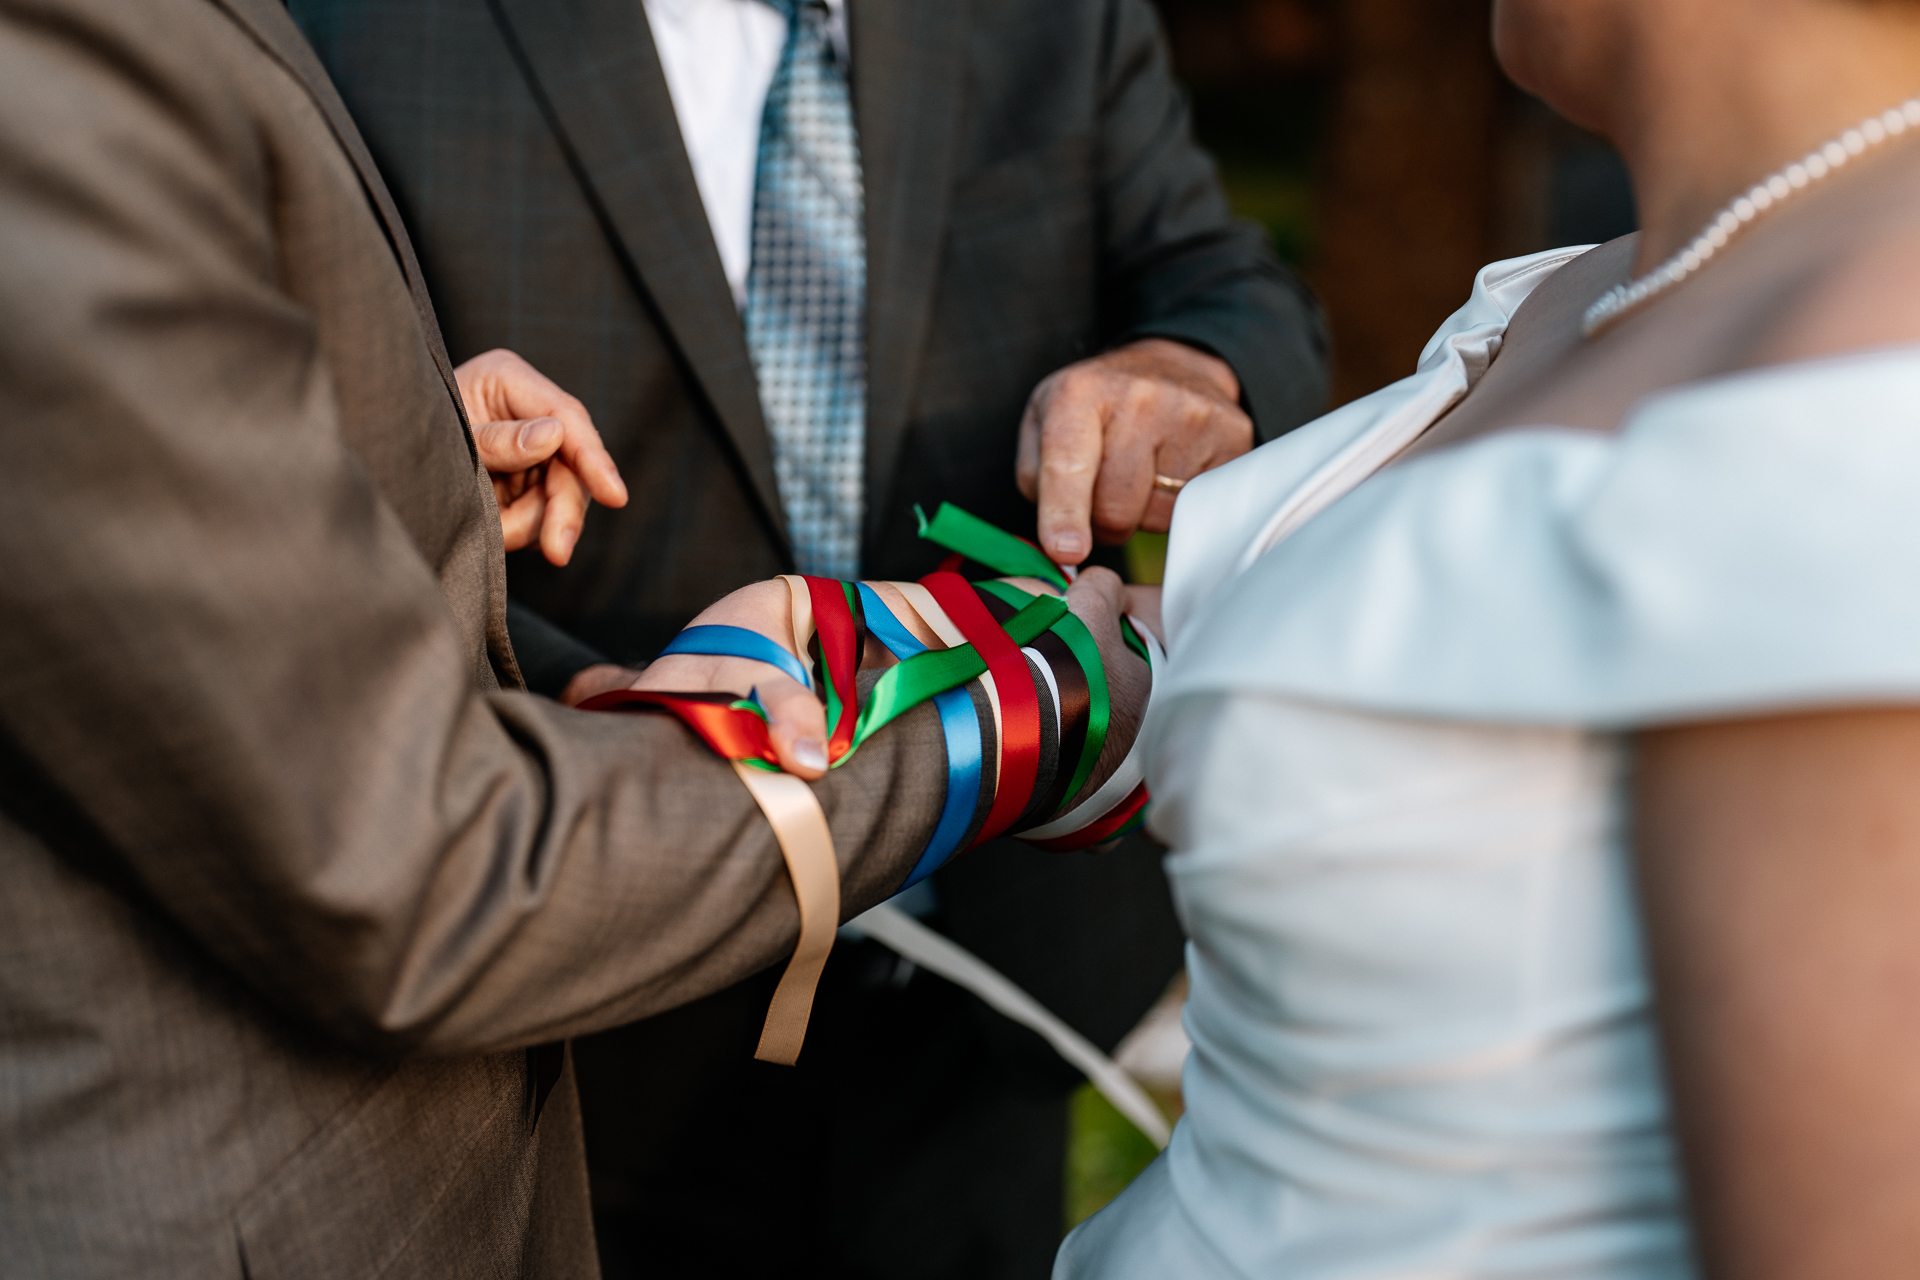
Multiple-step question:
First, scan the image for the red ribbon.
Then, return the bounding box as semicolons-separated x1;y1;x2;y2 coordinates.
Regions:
1022;781;1150;852
804;576;863;763
576;689;779;768
919;570;1043;846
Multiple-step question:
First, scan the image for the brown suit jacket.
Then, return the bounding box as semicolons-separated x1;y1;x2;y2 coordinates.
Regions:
0;0;949;1275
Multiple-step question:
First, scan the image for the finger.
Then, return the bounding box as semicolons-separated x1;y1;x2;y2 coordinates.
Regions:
472;416;563;474
1150;396;1257;532
759;678;830;779
499;486;547;552
1086;382;1164;545
539;460;590;566
1015;389;1048;502
1034;379;1107;565
552;410;628;510
458;350;628;509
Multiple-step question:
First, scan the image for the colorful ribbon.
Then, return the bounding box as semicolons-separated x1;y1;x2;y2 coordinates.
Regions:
918;570;1045;846
856;583;982;888
578;505;1158;1065
658;624;814;691
916;502;1070;589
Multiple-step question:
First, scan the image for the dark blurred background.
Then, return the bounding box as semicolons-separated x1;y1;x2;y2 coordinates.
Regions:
1149;0;1637;404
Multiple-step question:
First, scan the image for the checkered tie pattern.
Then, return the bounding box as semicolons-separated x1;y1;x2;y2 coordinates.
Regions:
744;0;868;579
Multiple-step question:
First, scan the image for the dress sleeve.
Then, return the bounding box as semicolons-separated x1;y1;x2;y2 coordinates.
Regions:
1164;348;1920;727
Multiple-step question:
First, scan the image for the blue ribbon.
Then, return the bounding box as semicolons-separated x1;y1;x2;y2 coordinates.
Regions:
658;625;813;691
857;583;981;889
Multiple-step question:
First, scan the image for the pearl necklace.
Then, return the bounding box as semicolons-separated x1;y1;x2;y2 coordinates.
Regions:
1582;96;1920;338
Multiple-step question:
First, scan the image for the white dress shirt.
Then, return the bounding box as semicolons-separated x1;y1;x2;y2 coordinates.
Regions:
641;0;850;306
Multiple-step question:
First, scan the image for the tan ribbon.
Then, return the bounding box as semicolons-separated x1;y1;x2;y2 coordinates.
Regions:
734;762;841;1065
778;573;814;667
734;576;998;1064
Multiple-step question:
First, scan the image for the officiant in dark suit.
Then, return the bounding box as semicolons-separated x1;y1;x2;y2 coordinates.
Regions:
293;1;1327;1275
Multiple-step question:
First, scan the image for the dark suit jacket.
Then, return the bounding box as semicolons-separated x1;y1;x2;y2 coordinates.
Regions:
292;0;1329;672
0;0;954;1274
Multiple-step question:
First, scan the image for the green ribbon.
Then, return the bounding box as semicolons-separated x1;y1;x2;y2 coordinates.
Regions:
973;580;1108;812
918;499;1151;665
916;503;1070;590
835;592;1069;767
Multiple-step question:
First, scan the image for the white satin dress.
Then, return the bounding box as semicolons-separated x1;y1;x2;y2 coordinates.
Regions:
1057;247;1920;1279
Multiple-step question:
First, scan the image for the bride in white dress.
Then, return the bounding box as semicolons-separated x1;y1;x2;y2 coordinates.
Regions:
1059;0;1920;1276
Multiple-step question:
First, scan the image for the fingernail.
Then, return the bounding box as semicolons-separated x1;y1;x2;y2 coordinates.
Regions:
520;417;560;449
1052;532;1088;559
793;738;828;771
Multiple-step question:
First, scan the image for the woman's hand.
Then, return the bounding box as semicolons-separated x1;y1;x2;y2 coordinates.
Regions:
456;349;628;565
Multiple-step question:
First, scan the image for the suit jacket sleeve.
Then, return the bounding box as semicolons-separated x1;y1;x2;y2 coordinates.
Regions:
1096;0;1331;442
0;4;943;1059
506;597;613;698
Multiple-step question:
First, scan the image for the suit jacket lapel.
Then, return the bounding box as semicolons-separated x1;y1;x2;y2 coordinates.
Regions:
852;0;971;547
486;0;788;552
206;0;471;441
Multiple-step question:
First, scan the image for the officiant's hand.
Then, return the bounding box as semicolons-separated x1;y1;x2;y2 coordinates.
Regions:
1017;338;1251;566
457;348;629;566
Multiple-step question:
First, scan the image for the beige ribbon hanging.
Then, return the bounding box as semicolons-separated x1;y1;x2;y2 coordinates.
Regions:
737;576;1001;1064
734;762;841;1065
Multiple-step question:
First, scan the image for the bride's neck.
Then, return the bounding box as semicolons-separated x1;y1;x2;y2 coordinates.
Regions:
1605;2;1920;275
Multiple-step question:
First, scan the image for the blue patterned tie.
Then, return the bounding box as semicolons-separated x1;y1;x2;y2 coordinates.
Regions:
744;0;868;579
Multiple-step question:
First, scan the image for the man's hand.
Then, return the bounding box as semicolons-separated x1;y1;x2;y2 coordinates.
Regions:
627;580;831;777
456;349;628;565
1017;338;1252;566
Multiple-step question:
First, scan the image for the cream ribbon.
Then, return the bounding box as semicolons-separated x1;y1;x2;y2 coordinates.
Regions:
733;762;841;1065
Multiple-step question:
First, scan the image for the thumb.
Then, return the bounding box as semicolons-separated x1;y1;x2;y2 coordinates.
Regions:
758;678;831;780
473;416;563;474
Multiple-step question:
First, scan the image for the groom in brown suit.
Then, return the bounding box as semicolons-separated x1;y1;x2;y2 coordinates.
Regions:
0;0;1146;1275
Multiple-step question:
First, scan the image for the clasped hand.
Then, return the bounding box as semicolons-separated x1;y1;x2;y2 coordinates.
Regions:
600;570;1156;804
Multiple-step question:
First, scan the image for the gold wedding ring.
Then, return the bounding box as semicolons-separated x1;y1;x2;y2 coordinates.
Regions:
1152;473;1188;493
